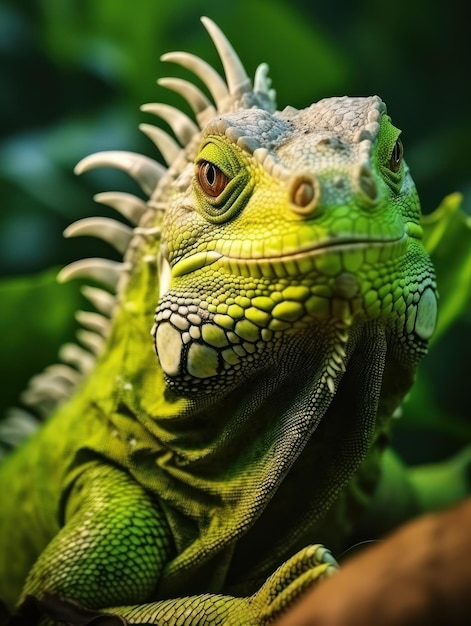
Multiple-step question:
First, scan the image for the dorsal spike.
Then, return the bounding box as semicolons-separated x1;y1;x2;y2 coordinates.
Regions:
75;311;110;337
65;217;133;255
23;396;59;418
58;343;95;374
157;77;216;120
201;16;251;95
64;217;133;255
77;330;105;356
139;123;181;165
75;151;166;197
81;285;116;317
43;364;82;386
22;378;71;404
93;191;148;226
140;103;199;147
161;51;229;107
0;408;42;447
57;258;126;292
254;62;277;106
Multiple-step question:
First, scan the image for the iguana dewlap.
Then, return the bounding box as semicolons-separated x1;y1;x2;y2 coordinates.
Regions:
0;17;437;625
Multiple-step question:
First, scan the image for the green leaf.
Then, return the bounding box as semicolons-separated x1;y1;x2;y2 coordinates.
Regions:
0;268;83;417
396;193;471;461
422;192;471;344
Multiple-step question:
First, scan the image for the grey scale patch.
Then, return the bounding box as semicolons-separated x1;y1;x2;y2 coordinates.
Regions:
203;109;292;154
198;96;386;184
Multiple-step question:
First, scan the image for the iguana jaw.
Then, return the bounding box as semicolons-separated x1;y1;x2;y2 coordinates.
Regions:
171;232;410;279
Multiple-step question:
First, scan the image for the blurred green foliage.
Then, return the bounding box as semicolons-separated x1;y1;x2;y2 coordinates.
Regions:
403;194;471;457
0;0;469;465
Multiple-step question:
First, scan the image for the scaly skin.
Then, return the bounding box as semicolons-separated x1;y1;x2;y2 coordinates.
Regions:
0;18;436;625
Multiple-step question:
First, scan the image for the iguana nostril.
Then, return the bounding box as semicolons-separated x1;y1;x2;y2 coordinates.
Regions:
290;176;319;214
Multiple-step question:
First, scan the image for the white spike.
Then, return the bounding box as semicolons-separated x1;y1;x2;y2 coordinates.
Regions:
75;311;110;337
25;398;57;419
158;77;216;119
140;103;199;146
0;408;40;447
59;343;95;374
29;372;73;395
27;375;72;398
58;258;126;291
22;380;70;406
133;226;161;237
77;330;105;356
81;285;116;316
75;151;166;197
161;51;229;107
64;217;133;255
94;191;148;226
139;123;181;165
201;16;251;95
254;62;277;106
254;63;270;93
44;364;82;386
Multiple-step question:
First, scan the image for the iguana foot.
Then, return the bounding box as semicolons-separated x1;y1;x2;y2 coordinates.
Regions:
253;544;339;622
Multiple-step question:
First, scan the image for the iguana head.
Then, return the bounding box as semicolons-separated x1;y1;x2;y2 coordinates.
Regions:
144;20;436;397
49;18;436;404
48;16;436;407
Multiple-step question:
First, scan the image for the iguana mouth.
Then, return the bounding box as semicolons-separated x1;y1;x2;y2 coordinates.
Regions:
172;233;409;278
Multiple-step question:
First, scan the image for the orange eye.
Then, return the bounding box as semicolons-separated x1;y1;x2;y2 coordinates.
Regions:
389;139;403;173
197;161;229;197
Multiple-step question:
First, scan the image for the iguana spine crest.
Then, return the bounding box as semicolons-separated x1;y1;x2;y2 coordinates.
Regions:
22;16;270;415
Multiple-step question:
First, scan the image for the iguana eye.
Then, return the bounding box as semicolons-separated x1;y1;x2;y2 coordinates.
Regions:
389;139;403;173
197;161;229;197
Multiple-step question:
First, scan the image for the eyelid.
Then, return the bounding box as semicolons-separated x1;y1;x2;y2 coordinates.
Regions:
196;139;239;179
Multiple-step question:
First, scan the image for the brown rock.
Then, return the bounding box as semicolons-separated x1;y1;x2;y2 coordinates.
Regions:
275;497;471;626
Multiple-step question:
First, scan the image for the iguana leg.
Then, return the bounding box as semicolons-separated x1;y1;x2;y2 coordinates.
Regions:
14;550;337;625
19;462;174;609
107;545;338;626
15;462;338;625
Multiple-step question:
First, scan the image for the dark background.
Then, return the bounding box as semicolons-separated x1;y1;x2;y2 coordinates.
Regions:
0;0;469;464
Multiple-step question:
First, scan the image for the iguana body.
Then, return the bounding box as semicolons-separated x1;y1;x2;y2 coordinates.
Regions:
0;18;437;625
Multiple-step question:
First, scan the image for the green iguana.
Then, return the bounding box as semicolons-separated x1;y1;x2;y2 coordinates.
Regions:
0;17;439;625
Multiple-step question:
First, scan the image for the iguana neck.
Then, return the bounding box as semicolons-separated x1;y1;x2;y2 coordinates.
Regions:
78;252;415;594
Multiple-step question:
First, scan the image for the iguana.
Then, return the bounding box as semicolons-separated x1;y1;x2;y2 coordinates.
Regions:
0;16;439;625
